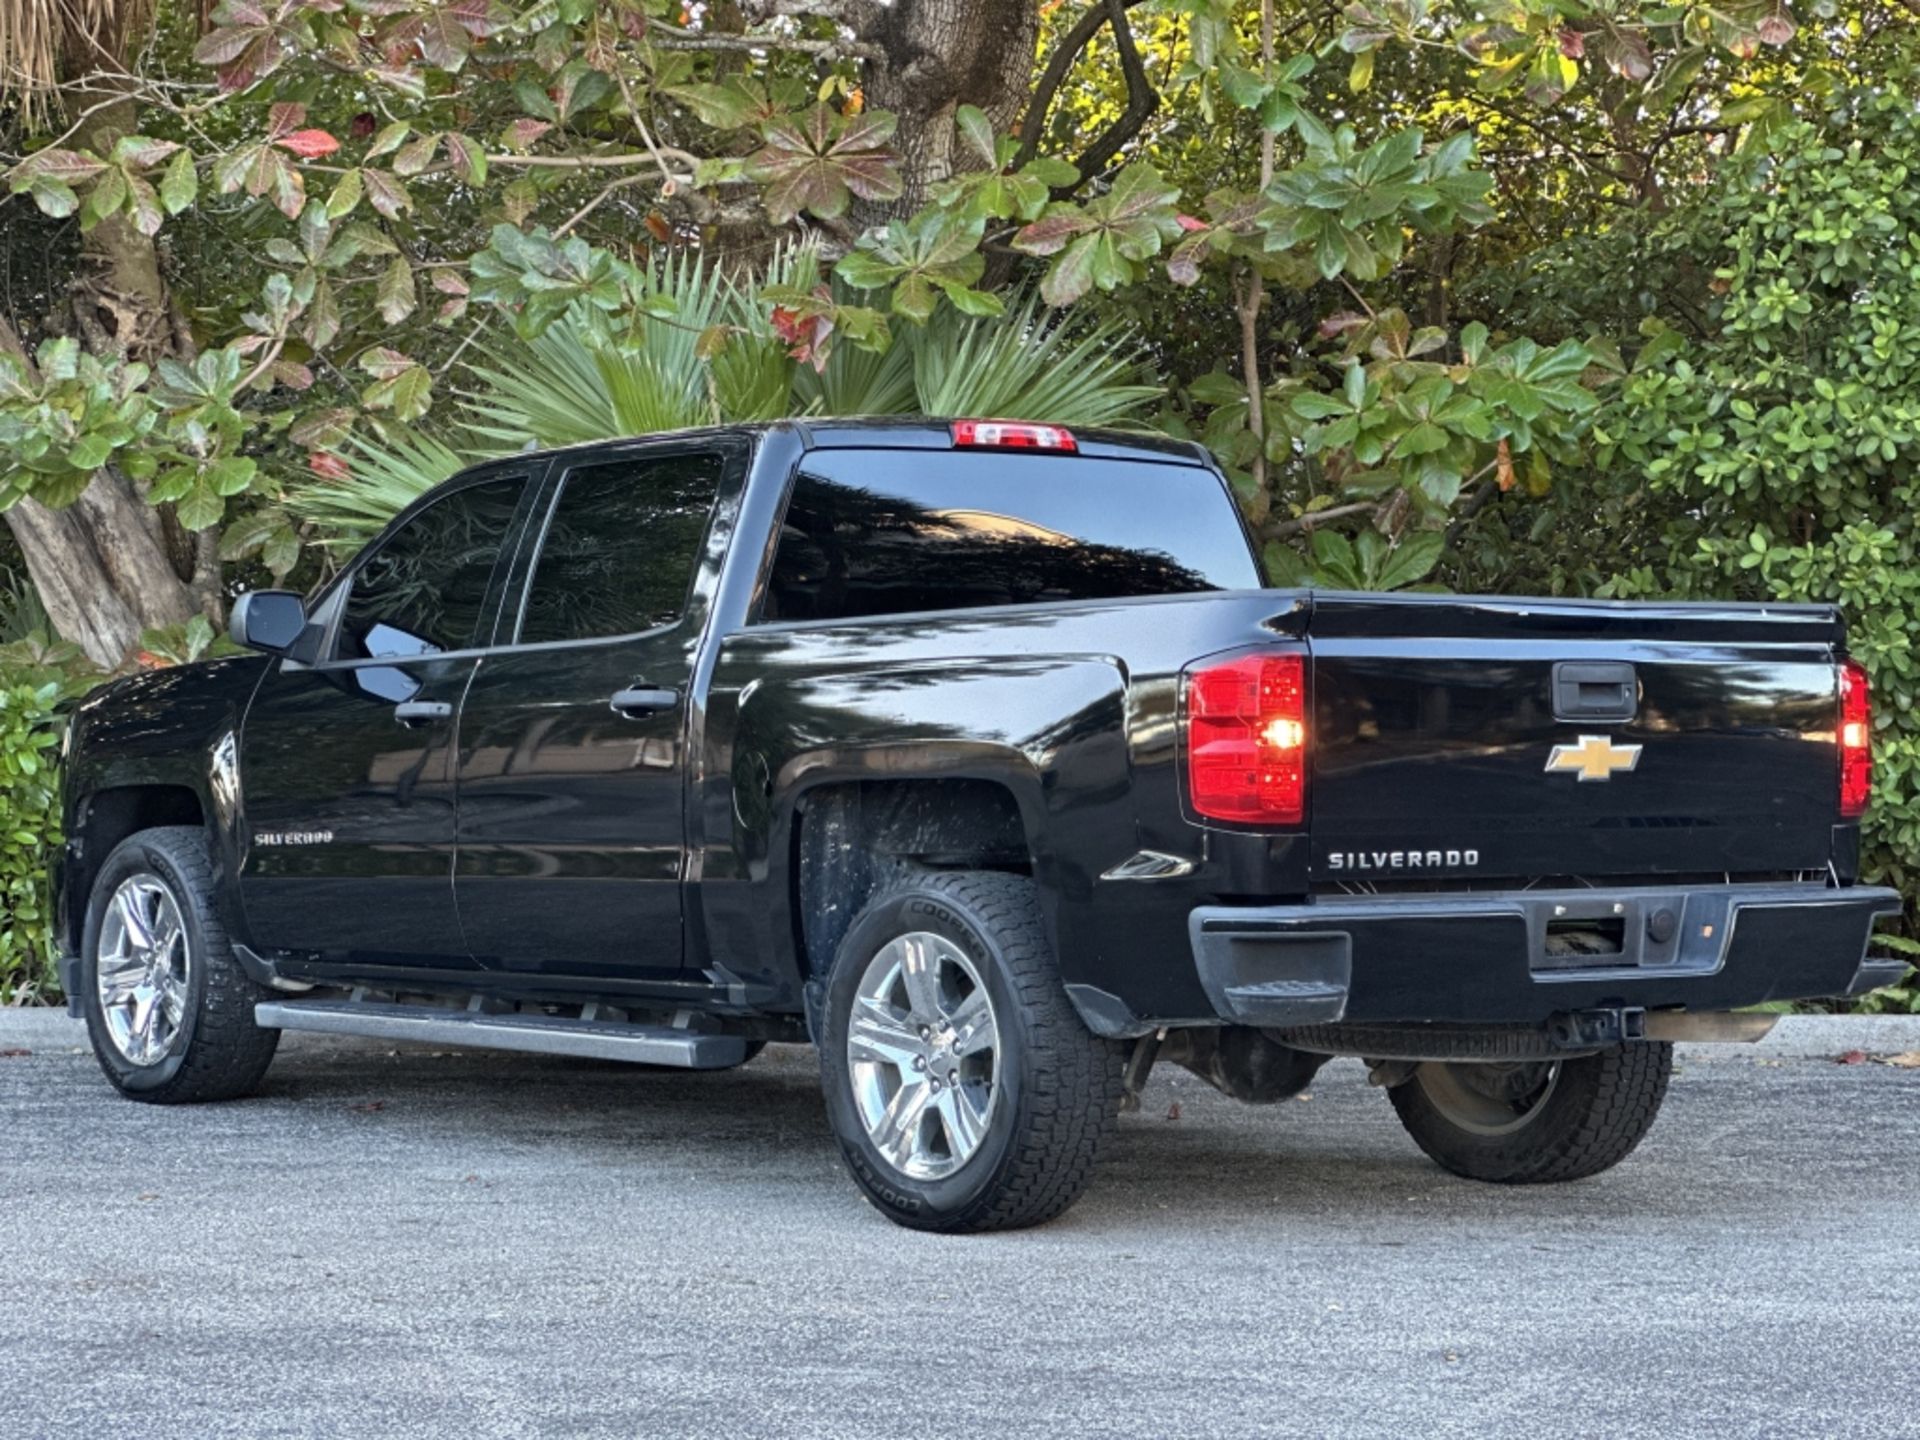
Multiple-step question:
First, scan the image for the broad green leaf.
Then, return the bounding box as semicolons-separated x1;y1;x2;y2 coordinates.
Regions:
954;105;997;169
159;148;198;214
377;256;416;324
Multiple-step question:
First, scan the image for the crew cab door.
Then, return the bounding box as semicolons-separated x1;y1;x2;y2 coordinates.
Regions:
452;440;738;981
236;466;539;965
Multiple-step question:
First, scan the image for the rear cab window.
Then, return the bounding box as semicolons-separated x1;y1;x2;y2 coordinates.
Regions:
760;450;1260;623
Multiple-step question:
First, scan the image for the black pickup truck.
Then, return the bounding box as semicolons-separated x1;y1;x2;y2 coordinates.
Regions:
55;418;1902;1232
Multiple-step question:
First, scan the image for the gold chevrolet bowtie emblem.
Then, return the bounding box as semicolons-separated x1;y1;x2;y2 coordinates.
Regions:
1545;734;1643;782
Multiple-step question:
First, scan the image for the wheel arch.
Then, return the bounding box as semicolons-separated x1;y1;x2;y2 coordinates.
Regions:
788;774;1038;990
63;783;212;954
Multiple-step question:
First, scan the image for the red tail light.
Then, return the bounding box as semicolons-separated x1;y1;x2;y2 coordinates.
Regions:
1185;651;1307;825
1840;657;1872;818
950;419;1077;453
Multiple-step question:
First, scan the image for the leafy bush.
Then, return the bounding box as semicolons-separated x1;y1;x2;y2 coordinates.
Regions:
1472;65;1920;1009
0;677;65;1003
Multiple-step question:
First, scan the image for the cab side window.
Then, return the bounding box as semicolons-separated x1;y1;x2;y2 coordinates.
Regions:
515;452;724;645
336;476;527;661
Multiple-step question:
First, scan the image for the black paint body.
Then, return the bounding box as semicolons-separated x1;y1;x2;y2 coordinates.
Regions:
55;420;1899;1039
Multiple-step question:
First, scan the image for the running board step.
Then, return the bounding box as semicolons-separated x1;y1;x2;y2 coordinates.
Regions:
254;1000;749;1069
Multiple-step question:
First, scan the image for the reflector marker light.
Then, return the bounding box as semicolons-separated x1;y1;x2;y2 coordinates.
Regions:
949;420;1078;453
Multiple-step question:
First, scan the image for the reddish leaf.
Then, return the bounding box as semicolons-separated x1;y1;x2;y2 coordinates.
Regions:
9;149;108;184
1837;1049;1868;1065
1009;213;1080;256
307;450;351;480
290;407;354;448
1557;27;1585;59
362;168;414;217
767;293;835;371
450;0;501;36
267;101;306;139
419;9;473;70
358;346;415;380
214;33;277;94
746;104;902;222
1756;8;1795;45
276;129;340;159
210;0;270;25
193;24;266;67
1495;437;1516;491
501;118;551;152
379;15;426;64
1601;31;1653;82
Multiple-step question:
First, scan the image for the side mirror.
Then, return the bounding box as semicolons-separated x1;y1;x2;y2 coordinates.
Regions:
230;590;308;656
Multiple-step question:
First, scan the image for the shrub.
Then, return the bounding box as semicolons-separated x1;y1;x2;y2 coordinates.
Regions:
0;678;64;1004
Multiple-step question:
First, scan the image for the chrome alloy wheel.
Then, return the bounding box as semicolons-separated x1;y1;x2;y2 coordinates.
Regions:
95;874;192;1068
1416;1060;1562;1136
846;932;1002;1182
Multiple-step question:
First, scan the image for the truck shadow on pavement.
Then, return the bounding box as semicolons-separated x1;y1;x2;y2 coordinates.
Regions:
246;1038;1764;1232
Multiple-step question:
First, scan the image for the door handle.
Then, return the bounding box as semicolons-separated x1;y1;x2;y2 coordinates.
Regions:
610;686;679;717
393;700;452;727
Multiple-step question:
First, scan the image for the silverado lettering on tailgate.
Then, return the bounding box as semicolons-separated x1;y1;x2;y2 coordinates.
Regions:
1328;849;1480;872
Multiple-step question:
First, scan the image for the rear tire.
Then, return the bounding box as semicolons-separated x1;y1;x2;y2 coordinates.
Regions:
817;870;1127;1233
81;826;280;1104
1388;1043;1672;1184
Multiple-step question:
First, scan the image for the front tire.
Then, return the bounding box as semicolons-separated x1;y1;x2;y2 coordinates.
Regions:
818;871;1126;1233
81;826;280;1104
1388;1043;1672;1184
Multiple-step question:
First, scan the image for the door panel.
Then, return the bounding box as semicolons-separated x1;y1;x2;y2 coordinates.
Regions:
454;636;693;978
239;656;477;962
453;445;735;980
237;468;535;965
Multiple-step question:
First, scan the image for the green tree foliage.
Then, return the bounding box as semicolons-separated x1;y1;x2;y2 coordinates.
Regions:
0;0;1683;606
1589;76;1920;963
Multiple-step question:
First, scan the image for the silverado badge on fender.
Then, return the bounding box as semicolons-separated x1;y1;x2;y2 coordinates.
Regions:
1545;734;1643;782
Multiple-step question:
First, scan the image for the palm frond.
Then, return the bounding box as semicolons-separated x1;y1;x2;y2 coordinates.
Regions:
911;298;1162;428
0;564;50;644
285;270;1164;545
460;252;794;447
285;429;474;548
795;321;918;415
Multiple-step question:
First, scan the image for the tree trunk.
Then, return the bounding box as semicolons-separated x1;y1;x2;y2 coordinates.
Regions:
3;489;193;667
0;75;206;668
859;0;1040;214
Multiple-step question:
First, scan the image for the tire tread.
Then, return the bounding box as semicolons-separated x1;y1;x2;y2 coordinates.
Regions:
827;870;1126;1233
1390;1041;1672;1184
87;826;279;1105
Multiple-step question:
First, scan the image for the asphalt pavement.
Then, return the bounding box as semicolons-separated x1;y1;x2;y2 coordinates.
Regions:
3;1009;1918;1439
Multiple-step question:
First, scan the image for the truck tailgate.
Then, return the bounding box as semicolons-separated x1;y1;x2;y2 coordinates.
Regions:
1305;593;1844;884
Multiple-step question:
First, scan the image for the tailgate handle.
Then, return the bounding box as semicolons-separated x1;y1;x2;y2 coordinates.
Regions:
1552;661;1638;722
